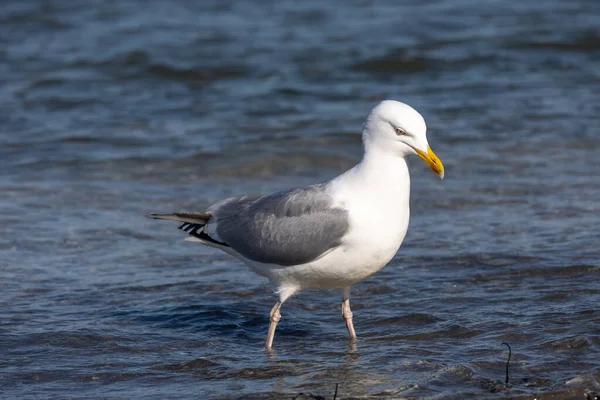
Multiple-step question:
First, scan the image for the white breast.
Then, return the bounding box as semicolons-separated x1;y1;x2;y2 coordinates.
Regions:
333;178;410;283
262;194;409;290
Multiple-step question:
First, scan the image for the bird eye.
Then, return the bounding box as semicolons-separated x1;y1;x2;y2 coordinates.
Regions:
396;128;407;136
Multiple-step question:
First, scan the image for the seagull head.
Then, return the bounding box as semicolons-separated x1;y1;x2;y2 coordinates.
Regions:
363;100;444;179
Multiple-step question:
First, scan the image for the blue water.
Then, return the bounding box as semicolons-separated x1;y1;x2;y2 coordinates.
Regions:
1;1;600;398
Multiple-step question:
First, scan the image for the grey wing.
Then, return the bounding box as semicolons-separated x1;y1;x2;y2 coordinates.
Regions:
209;184;349;266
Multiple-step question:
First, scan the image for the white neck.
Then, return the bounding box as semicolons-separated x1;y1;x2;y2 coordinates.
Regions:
330;145;411;206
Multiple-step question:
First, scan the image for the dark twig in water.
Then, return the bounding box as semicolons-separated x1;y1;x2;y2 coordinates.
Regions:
585;391;598;400
292;383;339;400
501;342;511;385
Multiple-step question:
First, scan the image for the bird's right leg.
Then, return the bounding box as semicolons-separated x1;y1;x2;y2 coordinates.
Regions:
341;286;357;341
265;301;281;350
265;285;298;350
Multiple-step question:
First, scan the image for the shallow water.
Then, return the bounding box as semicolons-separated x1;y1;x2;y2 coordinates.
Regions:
1;0;600;399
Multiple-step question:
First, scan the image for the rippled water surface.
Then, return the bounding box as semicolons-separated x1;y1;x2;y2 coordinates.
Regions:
2;0;600;399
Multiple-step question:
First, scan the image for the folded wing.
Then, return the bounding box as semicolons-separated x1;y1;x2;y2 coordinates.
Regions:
208;185;349;266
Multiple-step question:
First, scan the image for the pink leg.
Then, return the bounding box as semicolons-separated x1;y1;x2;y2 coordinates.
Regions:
265;301;281;350
264;286;299;350
342;287;357;341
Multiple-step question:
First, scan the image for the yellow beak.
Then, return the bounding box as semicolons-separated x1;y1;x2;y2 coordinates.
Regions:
414;145;444;179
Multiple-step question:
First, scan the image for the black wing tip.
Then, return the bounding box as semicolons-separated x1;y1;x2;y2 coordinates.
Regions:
146;213;227;247
178;222;229;247
178;222;194;231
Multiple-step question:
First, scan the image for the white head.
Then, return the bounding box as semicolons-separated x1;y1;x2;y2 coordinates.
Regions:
363;100;444;179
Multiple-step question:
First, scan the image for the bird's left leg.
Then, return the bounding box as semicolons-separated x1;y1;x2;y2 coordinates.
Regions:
265;285;299;350
341;286;357;341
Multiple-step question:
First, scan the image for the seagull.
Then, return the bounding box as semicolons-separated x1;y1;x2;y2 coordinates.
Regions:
148;100;444;349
